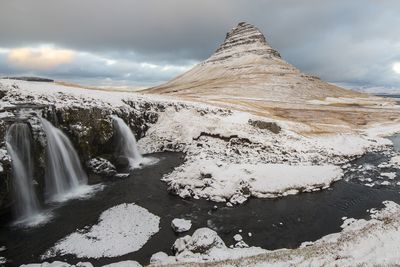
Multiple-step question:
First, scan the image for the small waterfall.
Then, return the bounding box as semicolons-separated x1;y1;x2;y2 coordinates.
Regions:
6;123;43;226
41;118;88;202
111;115;147;169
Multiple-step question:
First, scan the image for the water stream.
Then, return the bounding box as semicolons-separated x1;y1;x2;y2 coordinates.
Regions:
41;118;91;203
111;115;155;169
5;123;45;227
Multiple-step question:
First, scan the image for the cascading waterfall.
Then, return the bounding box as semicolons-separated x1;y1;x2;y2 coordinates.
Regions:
111;115;147;169
6;123;43;226
41;118;89;202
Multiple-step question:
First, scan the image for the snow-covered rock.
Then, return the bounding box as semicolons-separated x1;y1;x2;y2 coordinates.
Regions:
150;252;169;264
163;159;343;202
101;261;142;267
42;203;160;259
172;228;226;254
381;172;396;179
87;157;117;177
233;234;243;242
171;218;192;233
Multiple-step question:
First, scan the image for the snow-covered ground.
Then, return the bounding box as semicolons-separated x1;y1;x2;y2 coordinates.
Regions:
2;78;400;266
1;78;398;203
42;203;160;259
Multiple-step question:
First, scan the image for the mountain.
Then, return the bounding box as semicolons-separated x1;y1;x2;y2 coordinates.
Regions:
144;22;361;102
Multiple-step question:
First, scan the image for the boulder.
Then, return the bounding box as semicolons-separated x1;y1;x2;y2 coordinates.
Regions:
171;218;192;233
172;228;226;254
87;157;117;177
150;252;169;264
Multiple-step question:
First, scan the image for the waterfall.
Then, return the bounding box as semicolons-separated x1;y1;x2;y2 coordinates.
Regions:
111;115;147;169
6;123;43;226
41;118;89;202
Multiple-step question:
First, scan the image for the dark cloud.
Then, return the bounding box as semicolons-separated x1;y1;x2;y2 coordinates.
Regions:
0;0;399;88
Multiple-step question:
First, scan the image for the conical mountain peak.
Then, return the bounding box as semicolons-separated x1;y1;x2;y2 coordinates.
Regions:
206;22;281;64
146;22;358;102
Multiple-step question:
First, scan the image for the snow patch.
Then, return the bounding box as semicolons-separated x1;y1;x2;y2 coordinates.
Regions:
42;203;160;259
171;218;192;233
163;160;342;202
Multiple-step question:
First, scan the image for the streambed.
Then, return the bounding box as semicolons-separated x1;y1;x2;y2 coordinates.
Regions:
1;148;400;266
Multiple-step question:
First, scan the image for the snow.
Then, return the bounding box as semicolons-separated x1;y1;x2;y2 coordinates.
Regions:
2;78;399;205
233;234;243;242
102;261;142;267
42;203;160;259
150;252;169;264
21;262;93;267
381;172;396;179
20;261;142;267
171;218;192;233
163;159;342;202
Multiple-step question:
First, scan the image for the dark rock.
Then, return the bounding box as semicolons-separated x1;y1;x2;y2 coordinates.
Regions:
87;157;117;177
248;119;281;134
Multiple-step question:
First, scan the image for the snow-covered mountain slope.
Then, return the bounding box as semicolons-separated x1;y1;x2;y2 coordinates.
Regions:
144;22;398;134
145;22;360;101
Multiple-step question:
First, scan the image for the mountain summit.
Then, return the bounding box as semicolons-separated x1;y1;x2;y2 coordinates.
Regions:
205;22;281;63
145;22;360;102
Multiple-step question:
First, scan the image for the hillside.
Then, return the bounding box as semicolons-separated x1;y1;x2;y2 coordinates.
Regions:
144;22;398;134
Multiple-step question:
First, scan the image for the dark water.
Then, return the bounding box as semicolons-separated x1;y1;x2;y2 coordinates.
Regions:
1;151;400;267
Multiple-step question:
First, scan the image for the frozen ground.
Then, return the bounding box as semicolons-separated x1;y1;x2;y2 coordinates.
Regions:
2;78;400;266
42;203;160;259
1;78;399;202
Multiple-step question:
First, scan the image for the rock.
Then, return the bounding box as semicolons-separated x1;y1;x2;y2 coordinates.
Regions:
229;193;247;205
172;228;226;255
234;240;249;248
171;218;192;233
233;234;243;242
102;261;142;267
248;119;281;134
113;173;130;179
150;251;169;264
115;156;130;169
87;157;117;177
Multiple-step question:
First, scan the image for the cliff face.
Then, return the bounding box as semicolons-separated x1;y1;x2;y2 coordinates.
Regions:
145;22;361;102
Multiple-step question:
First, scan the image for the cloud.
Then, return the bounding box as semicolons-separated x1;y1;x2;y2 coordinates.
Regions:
0;0;399;89
393;63;400;74
0;45;195;87
7;46;75;70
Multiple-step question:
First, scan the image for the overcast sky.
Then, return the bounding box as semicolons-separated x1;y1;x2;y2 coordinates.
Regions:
0;0;399;90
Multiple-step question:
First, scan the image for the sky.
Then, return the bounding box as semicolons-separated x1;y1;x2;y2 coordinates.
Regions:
0;0;399;91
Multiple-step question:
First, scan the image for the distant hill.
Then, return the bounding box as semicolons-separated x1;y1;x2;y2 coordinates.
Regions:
2;76;54;83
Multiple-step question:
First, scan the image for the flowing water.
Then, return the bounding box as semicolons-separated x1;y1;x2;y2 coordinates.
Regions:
111;115;155;168
41;118;90;202
1;148;400;266
5;123;46;227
